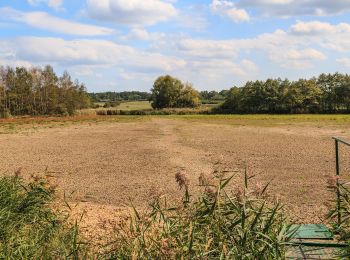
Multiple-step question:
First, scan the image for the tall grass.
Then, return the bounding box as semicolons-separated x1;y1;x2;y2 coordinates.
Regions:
103;170;291;259
327;176;350;257
1;168;293;258
0;174;88;259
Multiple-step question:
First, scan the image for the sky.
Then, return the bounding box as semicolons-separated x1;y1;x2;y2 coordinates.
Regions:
0;0;350;92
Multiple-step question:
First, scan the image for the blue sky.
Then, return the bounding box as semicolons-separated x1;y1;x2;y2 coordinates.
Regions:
1;0;350;92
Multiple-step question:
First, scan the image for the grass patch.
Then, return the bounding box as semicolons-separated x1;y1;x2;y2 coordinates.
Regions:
165;114;350;127
117;101;153;111
0;174;88;258
0;115;148;134
3;114;350;134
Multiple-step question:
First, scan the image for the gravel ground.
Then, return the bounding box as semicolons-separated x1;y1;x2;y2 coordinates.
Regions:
1;117;350;232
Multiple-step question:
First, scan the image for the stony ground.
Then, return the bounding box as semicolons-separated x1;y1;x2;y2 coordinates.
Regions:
1;116;350;239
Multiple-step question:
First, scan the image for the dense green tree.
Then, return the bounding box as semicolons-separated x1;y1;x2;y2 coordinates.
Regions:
221;73;350;114
199;90;227;101
0;66;91;117
150;75;200;109
177;83;200;108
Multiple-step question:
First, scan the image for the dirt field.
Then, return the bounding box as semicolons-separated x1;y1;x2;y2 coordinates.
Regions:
1;115;350;234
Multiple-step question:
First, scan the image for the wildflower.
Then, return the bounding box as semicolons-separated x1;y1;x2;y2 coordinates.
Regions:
175;171;189;190
14;167;22;177
204;187;216;199
234;187;244;202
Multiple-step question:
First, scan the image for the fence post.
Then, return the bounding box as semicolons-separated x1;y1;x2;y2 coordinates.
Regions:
335;139;341;228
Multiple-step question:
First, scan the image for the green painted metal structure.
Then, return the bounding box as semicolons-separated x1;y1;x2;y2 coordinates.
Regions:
333;136;350;227
289;224;333;240
286;137;350;258
287;224;346;259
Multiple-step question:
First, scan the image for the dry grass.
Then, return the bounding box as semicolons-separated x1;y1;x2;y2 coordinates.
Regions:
0;114;147;134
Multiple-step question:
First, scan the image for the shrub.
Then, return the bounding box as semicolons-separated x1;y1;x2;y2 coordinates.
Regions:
103;101;121;108
103;170;291;259
0;109;12;119
0;174;88;259
55;104;69;116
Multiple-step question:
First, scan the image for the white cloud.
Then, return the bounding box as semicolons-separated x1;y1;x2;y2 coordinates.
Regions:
0;7;113;36
241;59;258;72
237;0;350;17
176;38;238;59
210;0;250;23
337;58;350;67
291;20;334;34
291;20;350;35
28;0;64;11
2;17;350;90
276;48;326;69
0;37;186;74
121;28;165;41
175;10;208;31
85;0;177;26
154;20;349;72
285;48;326;60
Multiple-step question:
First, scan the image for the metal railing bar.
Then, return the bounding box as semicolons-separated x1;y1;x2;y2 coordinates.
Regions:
332;136;350;147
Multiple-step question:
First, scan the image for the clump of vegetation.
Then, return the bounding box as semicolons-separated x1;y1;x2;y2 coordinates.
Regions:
0;173;88;259
150;75;200;109
103;170;291;259
200;90;228;104
327;176;350;257
103;101;121;108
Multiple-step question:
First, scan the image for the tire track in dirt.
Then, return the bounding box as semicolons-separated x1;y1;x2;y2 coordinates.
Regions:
152;118;214;189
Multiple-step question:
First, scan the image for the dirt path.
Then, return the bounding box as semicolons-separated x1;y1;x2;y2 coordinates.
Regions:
152;118;214;190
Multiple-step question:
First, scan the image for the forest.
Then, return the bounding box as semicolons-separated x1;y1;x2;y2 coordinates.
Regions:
221;73;350;114
89;91;151;102
0;66;91;117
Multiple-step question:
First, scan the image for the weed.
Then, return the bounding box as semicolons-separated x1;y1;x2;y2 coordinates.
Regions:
103;170;291;259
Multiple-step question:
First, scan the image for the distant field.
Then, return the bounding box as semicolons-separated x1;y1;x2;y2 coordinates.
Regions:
117;101;152;110
170;114;350;127
92;100;219;112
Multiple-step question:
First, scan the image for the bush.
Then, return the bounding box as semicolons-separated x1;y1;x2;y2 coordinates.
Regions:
92;103;101;109
55;104;69;116
103;170;291;259
0;174;88;259
0;109;12;119
103;101;121;108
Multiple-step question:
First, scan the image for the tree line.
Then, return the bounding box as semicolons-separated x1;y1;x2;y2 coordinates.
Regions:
199;90;229;103
0;66;91;118
221;73;350;114
89;91;151;102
